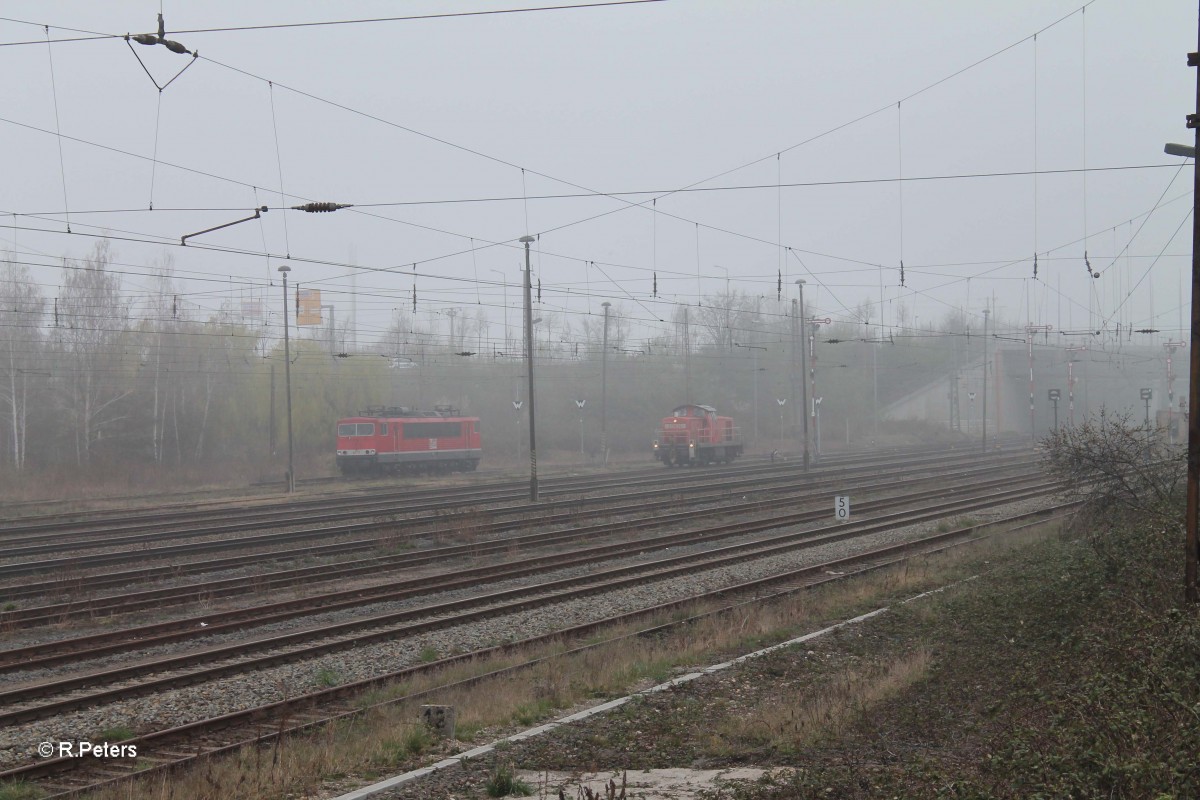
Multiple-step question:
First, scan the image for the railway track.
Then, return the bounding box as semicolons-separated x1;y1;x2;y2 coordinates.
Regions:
0;448;1022;585
0;444;970;545
0;474;1054;724
0;451;1032;619
0;461;1042;670
0;445;1055;797
1;496;1074;798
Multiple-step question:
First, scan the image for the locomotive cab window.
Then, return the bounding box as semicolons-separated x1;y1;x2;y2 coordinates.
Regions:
380;423;388;435
337;423;357;436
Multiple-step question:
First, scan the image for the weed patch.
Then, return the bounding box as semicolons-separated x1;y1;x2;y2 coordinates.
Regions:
314;667;340;688
0;781;44;800
94;725;135;742
485;763;533;797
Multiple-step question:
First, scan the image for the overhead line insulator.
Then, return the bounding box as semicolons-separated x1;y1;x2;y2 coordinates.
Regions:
291;202;352;213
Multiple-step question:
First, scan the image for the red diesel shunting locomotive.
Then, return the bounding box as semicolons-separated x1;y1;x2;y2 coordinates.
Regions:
336;405;481;475
652;403;743;466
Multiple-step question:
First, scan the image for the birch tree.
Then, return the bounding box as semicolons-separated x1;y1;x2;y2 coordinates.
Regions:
55;240;134;464
0;259;45;469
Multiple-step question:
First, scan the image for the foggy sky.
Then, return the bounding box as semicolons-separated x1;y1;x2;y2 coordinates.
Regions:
0;0;1194;351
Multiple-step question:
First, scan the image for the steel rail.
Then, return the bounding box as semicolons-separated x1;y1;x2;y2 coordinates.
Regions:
0;453;1034;620
0;450;1026;582
0;463;1042;668
0;476;1056;726
3;503;1076;798
0;444;987;543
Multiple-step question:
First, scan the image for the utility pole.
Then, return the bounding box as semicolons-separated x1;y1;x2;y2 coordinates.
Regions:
601;301;612;463
734;342;767;445
813;396;823;455
520;235;538;501
1181;13;1199;602
278;265;295;493
575;399;586;456
1165;340;1185;443
682;306;691;402
269;363;276;457
795;280;810;470
981;306;990;453
872;340;879;442
950;333;961;431
1066;345;1086;427
446;308;458;353
1026;324;1053;442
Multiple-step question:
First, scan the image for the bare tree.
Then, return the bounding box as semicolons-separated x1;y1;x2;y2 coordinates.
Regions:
141;256;179;463
0;258;46;469
54;240;135;464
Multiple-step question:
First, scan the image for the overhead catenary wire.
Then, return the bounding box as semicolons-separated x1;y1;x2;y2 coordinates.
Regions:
267;82;290;259
4;0;1114;312
0;1;668;46
155;0;1106;282
0;0;1153;312
43;26;71;233
5;162;1186;221
0;1;1180;355
5;167;1187;334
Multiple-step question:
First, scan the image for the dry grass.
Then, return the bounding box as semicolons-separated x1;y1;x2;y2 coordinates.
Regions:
705;648;932;756
73;518;1061;800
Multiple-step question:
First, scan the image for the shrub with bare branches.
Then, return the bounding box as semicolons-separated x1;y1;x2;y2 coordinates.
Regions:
1040;411;1184;522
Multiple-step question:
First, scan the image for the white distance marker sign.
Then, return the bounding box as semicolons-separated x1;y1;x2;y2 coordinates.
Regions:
835;496;850;522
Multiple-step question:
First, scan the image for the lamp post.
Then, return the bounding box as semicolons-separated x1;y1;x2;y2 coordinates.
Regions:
277;265;295;493
795;279;810;470
601;301;612;464
520;235;538;501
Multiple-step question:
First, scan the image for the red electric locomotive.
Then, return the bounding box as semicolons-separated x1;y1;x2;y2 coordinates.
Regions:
336;405;481;475
652;403;743;466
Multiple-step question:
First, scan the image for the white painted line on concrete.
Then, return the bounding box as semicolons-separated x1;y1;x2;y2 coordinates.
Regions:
331;584;965;800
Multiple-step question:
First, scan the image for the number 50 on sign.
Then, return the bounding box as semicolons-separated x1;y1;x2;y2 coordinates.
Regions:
835;496;850;522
